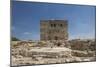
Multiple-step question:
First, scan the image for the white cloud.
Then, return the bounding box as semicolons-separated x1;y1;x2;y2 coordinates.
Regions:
23;32;32;35
69;33;95;40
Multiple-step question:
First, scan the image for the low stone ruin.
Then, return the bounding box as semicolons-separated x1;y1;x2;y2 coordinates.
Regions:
11;39;96;66
69;39;96;51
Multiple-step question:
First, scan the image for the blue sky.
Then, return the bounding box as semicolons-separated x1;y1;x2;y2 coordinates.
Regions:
12;1;96;40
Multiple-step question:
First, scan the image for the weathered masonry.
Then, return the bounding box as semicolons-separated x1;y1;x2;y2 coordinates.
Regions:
40;20;68;40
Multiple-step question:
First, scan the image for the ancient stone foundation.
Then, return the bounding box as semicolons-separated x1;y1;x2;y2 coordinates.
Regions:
11;39;96;66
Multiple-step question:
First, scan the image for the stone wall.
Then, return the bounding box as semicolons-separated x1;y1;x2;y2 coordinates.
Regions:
69;39;96;51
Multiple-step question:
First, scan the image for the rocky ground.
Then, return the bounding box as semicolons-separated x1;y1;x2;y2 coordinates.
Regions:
11;39;96;66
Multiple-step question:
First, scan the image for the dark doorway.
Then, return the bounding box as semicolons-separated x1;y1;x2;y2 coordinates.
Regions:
55;36;58;40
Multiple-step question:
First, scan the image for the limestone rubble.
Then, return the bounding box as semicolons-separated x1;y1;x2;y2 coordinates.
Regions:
11;39;96;66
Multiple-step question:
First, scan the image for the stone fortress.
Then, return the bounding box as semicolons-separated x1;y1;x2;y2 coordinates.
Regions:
40;20;68;40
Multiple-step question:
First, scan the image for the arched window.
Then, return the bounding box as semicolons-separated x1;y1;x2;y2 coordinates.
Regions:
60;24;63;27
51;24;56;27
54;24;56;27
51;24;53;27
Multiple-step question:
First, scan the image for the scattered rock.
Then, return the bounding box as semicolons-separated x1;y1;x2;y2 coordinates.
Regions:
11;39;96;66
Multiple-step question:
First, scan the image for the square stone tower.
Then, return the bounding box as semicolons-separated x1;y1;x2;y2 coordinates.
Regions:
40;20;68;40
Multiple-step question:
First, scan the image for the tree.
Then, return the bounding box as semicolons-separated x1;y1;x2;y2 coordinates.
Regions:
12;37;20;41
